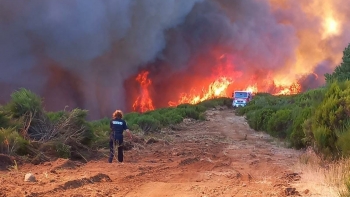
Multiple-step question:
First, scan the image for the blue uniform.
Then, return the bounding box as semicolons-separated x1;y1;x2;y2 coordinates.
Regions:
109;118;128;163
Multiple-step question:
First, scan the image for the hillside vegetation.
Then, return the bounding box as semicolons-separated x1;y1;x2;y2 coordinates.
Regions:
0;89;231;163
237;43;350;161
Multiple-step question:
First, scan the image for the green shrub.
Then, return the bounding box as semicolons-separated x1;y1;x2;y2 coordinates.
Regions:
0;128;28;155
325;44;350;83
47;111;66;123
307;81;350;157
0;110;11;129
246;107;276;131
136;116;161;133
198;97;232;108
267;109;292;138
337;122;350;157
4;88;43;119
56;143;71;159
290;107;312;149
237;88;326;149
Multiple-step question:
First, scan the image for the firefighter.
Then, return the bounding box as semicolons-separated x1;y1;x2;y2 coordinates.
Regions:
109;110;132;163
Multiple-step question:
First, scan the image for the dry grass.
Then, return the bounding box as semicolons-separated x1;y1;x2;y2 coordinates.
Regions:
292;148;350;197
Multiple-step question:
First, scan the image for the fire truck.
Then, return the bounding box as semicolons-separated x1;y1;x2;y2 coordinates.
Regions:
232;91;253;108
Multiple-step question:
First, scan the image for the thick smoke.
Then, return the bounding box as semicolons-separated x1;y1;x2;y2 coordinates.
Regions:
1;0;350;119
0;0;201;118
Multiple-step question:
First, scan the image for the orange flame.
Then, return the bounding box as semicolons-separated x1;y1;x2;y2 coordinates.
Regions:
274;82;301;95
132;53;304;111
245;84;258;93
132;71;155;113
169;77;233;106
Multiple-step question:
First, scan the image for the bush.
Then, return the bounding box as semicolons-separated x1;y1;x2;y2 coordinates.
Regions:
197;97;232;108
246;107;275;131
307;81;350;157
337;122;350;157
4;88;43;119
0;128;28;155
52;108;94;146
267;109;292;138
325;44;350;83
136;116;161;133
55;143;71;159
237;88;326;149
289;107;312;149
0;110;11;129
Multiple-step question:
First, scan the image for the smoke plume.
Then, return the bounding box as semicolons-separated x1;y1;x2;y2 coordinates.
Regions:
0;0;349;119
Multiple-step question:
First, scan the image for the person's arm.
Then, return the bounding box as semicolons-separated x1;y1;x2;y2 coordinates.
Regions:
124;121;132;139
126;129;132;139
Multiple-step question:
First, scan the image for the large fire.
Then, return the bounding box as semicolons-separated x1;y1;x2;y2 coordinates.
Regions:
132;62;302;113
132;71;155;113
168;77;233;106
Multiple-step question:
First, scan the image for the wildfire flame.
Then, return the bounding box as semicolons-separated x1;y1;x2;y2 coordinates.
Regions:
245;84;258;93
169;77;233;106
274;82;301;95
132;71;155;113
132;56;303;112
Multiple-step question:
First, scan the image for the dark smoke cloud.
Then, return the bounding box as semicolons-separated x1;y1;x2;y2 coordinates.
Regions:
0;0;201;119
299;59;334;90
1;0;350;119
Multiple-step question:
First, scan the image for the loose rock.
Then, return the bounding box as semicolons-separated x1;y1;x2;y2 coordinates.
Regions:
24;173;36;182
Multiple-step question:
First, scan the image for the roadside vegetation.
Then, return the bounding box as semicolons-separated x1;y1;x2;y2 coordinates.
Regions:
0;89;231;163
236;43;350;196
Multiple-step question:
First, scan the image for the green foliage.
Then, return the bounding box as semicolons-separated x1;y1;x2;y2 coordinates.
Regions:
47;111;66;123
246;107;276;131
198;97;232;108
53;108;94;146
307;81;350;157
0;110;11;129
237;88;327;149
290;107;312;149
267;109;292;138
0;128;28;155
325;44;350;83
136;116;161;133
336;122;350;157
55;143;71;159
4;88;43;119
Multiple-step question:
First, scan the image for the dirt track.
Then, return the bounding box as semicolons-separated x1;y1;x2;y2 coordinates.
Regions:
0;109;335;197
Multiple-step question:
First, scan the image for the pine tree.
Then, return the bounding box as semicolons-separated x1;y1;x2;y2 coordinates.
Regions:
325;44;350;83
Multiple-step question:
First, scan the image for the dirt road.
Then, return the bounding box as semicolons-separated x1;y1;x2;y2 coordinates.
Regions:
0;109;336;197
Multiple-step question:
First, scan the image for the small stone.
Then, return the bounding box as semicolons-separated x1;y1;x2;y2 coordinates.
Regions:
304;189;310;194
24;173;36;182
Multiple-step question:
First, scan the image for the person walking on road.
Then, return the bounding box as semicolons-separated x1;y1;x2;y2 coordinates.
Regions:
109;110;132;163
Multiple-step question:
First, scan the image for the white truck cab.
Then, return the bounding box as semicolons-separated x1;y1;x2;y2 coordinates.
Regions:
232;91;253;108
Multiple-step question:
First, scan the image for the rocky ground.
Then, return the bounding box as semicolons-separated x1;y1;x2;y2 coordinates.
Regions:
0;108;337;197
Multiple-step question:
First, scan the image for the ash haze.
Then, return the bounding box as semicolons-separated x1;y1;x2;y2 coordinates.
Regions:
0;0;349;119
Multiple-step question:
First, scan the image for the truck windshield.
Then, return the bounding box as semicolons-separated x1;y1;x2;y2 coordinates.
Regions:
234;92;249;98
